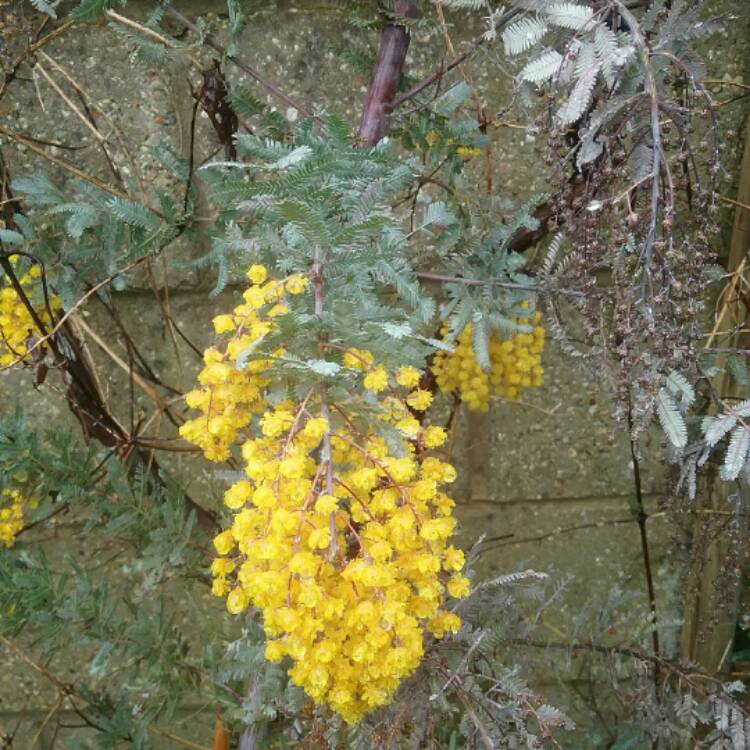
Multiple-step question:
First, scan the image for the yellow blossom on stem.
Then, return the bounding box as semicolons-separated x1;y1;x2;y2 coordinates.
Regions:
247;264;268;285
0;487;32;548
181;266;471;725
432;314;545;411
0;259;61;368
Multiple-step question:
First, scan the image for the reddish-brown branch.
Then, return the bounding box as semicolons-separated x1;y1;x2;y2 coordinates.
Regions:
391;8;521;111
356;1;419;147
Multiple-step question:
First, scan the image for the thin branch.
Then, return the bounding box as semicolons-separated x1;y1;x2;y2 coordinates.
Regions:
164;5;313;118
73;314;183;429
392;8;521;109
105;9;180;48
148;725;213;750
0;19;74;100
415;270;585;297
33;61;108;145
0;124;128;200
627;404;661;671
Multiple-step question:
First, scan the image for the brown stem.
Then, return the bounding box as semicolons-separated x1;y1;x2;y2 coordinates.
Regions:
356;1;418;147
0;124;130;200
627;404;661;684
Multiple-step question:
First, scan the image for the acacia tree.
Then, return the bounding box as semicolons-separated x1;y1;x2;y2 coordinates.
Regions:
0;0;749;747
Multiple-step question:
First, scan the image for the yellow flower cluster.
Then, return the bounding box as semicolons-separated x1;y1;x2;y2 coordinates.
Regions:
432;313;545;411
0;487;36;548
0;262;59;367
181;267;469;724
178;265;305;461
424;130;481;158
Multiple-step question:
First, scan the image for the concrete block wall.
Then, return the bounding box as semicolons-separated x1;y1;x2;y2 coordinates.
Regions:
1;0;749;744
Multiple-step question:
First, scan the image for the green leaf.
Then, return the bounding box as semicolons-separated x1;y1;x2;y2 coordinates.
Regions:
275;146;313;170
70;0;109;22
556;62;601;125
0;228;25;245
29;0;59;18
305;359;341;377
432;81;472;116
471;314;491;372
520;50;564;84
151;142;189;180
106;197;161;230
424;201;457;229
89;642;114;677
235;334;268;370
727;353;750;386
703;414;738;447
11;172;62;206
381;322;412;339
665;370;695;407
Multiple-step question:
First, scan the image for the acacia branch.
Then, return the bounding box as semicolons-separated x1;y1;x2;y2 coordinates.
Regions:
0;153;217;534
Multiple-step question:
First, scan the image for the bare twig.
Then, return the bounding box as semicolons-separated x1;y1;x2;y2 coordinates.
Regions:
392;8;521;109
0;124;129;199
164;5;313;118
105;9;180;48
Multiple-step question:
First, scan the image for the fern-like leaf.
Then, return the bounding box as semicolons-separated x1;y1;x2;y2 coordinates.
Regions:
502;17;548;56
471;314;491;372
106;197;161;230
721;426;750;481
727;353;750;386
594;22;619;75
556;61;601;125
544;2;594;30
703;414;738;447
656;387;687;450
29;0;59;18
665;370;695;407
520;50;564;83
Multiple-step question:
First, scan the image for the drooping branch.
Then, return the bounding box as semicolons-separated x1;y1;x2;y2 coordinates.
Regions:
0;150;217;534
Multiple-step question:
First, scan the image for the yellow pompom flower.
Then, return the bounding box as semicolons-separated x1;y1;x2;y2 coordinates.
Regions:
213;530;235;555
0;259;61;368
363;365;388;393
395;366;421;388
247;264;268;285
406;389;433;412
0;487;33;547
285;274;309;295
212;314;236;334
181;265;471;725
432;312;545;411
422;425;447;448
